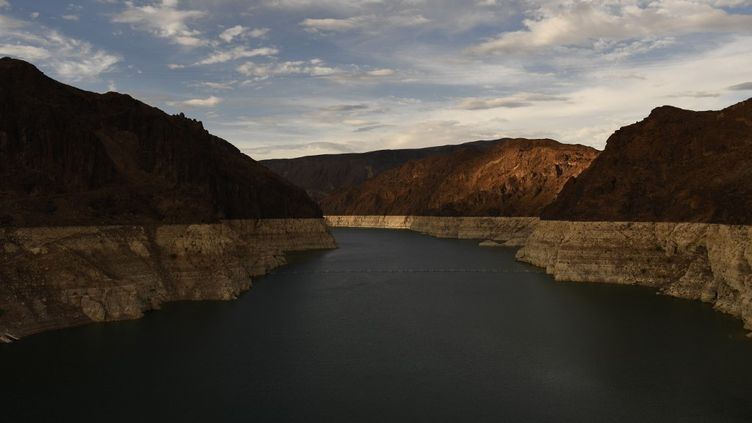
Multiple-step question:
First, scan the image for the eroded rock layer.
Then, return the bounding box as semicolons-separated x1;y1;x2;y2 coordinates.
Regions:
0;219;336;341
325;215;538;247
516;221;752;330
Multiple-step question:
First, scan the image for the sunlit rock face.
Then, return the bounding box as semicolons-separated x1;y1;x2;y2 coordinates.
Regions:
320;139;598;217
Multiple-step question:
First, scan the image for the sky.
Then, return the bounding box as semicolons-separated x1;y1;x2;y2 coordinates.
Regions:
1;0;752;159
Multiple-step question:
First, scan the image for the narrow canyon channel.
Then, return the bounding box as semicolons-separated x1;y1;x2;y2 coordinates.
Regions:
2;228;752;422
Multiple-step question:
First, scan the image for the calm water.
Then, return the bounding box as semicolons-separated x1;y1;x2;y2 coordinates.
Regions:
2;228;752;422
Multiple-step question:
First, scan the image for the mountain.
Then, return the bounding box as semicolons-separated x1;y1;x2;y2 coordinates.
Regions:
261;139;510;202
0;57;321;227
541;98;752;224
321;139;599;216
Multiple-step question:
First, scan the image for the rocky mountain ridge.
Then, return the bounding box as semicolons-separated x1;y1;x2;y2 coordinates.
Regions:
320;139;599;216
0;57;321;227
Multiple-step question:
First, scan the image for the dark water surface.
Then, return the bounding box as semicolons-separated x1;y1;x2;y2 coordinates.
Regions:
2;228;752;422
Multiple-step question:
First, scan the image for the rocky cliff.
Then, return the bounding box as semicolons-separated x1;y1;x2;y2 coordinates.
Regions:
0;57;321;226
519;98;752;331
516;221;752;330
261;139;510;202
542;99;752;224
325;215;538;247
0;58;335;341
321;139;598;216
0;220;335;341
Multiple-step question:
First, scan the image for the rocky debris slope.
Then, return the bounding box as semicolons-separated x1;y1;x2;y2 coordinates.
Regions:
542;99;752;224
0;57;321;226
0;219;336;340
261;139;511;202
321;139;598;216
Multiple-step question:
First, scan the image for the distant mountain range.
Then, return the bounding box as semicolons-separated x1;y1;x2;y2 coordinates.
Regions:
319;139;598;216
261;139;508;202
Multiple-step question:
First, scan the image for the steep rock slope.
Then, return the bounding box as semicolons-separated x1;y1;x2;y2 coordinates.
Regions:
0;58;334;341
321;139;599;216
518;99;752;331
0;57;321;226
261;139;509;202
542;99;752;224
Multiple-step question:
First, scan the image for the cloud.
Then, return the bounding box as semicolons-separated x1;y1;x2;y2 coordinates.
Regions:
245;141;359;159
729;82;752;90
301;14;430;33
167;95;222;107
112;0;207;47
667;91;720;98
61;15;79;21
195;46;278;65
190;80;238;90
366;68;394;77
470;1;752;55
0;1;8;9
0;15;120;81
321;104;369;112
219;25;268;42
457;93;568;110
236;58;397;84
237;58;339;79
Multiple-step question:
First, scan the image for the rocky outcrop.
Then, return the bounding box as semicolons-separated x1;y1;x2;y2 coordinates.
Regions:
261;139;509;202
321;139;598;216
0;58;336;341
0;219;336;340
0;57;321;227
542;98;752;224
325;215;538;247
516;221;752;330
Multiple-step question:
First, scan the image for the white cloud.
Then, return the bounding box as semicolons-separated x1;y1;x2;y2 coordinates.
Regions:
457;93;568;110
195;46;278;65
237;59;339;79
301;14;430;33
112;0;207;47
470;1;752;55
0;15;120;81
0;1;9;10
61;14;79;21
168;95;222;107
219;25;268;42
365;68;395;77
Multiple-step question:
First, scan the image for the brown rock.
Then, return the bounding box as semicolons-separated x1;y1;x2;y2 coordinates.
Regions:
320;139;598;216
0;57;322;226
542;98;752;224
261;139;512;202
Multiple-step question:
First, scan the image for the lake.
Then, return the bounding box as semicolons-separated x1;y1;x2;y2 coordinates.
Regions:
2;228;752;422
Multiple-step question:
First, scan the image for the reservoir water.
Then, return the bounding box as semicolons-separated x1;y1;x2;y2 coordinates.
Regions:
2;228;752;422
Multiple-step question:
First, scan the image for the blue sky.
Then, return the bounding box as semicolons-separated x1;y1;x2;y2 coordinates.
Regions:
1;0;752;159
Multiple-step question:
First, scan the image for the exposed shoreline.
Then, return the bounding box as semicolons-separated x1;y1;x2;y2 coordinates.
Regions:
0;219;336;343
326;215;752;332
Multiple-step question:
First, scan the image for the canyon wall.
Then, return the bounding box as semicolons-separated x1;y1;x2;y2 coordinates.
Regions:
516;221;752;330
325;215;538;247
0;219;335;342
